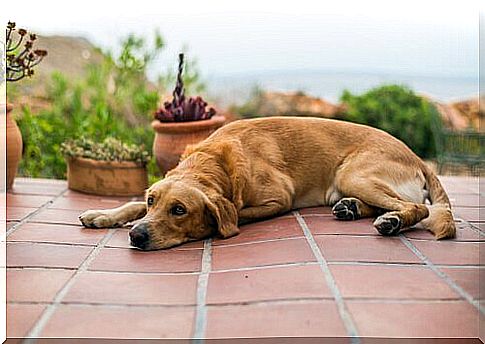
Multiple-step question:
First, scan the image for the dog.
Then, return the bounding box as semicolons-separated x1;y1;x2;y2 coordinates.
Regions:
79;117;455;250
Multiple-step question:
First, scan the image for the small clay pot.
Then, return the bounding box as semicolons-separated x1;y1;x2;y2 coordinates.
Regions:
6;103;23;190
66;157;148;196
151;115;226;174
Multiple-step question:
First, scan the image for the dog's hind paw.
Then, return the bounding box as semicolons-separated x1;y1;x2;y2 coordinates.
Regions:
332;198;360;220
79;210;119;228
374;213;401;236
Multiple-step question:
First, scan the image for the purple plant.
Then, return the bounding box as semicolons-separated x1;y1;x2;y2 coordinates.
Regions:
5;21;47;82
155;53;216;122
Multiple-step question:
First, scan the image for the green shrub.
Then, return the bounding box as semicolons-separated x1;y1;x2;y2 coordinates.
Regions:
339;84;442;158
16;71;156;179
14;32;204;185
61;137;150;164
229;85;265;119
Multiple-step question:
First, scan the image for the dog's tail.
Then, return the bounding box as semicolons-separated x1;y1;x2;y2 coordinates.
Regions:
418;164;456;239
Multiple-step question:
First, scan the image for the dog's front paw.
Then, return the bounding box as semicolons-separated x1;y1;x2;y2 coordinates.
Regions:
79;210;118;228
374;213;401;236
332;198;359;220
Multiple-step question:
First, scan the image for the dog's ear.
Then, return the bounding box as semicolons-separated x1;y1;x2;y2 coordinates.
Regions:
204;192;239;238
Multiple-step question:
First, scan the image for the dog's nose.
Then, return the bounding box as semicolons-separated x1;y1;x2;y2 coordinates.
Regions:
129;223;150;249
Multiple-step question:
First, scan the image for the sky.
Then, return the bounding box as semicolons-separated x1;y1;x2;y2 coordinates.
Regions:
4;0;480;81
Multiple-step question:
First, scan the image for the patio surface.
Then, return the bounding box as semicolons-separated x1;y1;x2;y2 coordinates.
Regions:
4;176;484;341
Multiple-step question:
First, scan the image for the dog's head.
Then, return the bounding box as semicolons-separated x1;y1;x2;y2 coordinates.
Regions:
129;179;239;250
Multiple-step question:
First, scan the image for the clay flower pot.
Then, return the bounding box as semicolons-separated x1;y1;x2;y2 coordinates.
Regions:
66;157;148;196
152;115;226;174
6;103;23;190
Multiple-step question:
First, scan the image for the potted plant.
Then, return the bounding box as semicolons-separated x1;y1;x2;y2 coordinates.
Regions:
61;137;150;196
3;21;47;189
152;53;226;174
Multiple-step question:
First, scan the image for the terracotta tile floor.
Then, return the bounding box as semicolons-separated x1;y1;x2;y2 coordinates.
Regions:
5;177;484;340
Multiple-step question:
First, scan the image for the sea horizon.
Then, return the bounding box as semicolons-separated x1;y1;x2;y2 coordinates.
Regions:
206;69;478;107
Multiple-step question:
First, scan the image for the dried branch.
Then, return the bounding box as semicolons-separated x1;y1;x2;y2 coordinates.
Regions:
5;21;47;83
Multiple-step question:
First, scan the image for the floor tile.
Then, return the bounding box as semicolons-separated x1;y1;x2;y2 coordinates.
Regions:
88;247;202;273
207;265;330;304
7;268;74;302
6;194;53;208
330;265;458;299
63;189;140;201
64;271;198;305
5;207;38;221
403;221;485;241
441;176;478;194
453;207;483;222
11;178;67;196
48;197;125;211
304;216;378;236
105;228;203;250
212;216;303;246
440;268;481;300
41;305;195;338
30;208;83;225
348;301;478;337
206;301;346;338
7;222;107;246
449;194;485;208
7;304;46;338
298;207;333;215
471;222;485;231
315;235;421;263
411;240;480;265
7;242;92;269
6;222;18;230
211;238;315;271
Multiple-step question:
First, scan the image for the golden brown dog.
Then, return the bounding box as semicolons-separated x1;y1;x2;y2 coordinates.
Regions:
79;117;455;250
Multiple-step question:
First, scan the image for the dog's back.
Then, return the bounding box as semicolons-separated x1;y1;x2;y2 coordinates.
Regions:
205;116;424;184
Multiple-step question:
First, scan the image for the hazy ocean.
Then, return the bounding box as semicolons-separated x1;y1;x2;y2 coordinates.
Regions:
207;70;478;107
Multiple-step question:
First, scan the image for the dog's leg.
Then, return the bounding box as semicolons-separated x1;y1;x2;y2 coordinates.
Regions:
337;178;429;236
79;201;147;228
332;197;381;220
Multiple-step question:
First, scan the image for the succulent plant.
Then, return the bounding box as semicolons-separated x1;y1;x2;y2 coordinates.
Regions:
4;21;47;82
61;137;150;165
155;53;216;122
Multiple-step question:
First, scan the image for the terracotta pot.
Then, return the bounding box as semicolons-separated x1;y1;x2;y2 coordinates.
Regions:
6;103;23;190
66;157;148;196
151;115;226;174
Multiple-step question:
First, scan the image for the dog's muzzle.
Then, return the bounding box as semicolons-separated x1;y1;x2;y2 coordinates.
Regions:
129;222;150;249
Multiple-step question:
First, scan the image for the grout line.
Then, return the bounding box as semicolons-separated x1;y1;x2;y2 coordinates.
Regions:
327;261;424;267
192;238;212;341
6;189;68;237
21;220;83;227
4;258;484;276
23;228;117;342
6;240;98;247
206;296;466;306
399;234;485;315
460;218;485;237
212;261;320;273
9;296;473;309
293;211;360;343
212;235;304;248
9;300;197;308
298;213;334;217
85;269;201;276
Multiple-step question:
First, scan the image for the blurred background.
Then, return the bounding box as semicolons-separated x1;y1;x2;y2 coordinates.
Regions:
3;0;483;182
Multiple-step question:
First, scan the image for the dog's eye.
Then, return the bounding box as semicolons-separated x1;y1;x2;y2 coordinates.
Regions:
170;205;186;216
147;197;154;206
